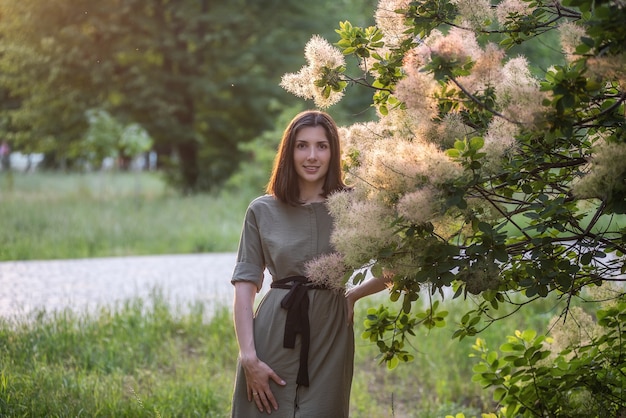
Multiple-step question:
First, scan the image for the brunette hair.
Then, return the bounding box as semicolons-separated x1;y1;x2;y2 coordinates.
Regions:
266;110;347;205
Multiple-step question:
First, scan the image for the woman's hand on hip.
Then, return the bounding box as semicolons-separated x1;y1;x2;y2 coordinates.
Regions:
241;355;286;414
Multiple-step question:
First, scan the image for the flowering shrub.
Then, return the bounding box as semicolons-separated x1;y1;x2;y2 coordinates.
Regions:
284;0;625;415
470;295;626;417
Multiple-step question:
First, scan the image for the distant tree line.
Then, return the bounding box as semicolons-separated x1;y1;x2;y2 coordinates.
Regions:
0;0;376;192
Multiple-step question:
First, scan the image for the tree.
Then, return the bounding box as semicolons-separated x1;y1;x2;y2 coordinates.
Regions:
83;109;152;170
282;0;625;415
0;0;106;166
0;0;283;188
0;0;376;191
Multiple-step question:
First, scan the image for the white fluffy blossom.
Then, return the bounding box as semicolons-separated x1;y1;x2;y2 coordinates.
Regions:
327;192;399;269
456;42;506;94
494;56;544;126
558;21;587;62
426;112;473;149
394;48;440;125
305;252;349;292
451;0;495;30
375;0;412;49
573;140;626;201
356;137;463;204
483;117;519;168
495;0;535;24
280;35;346;108
422;27;482;65
396;187;440;225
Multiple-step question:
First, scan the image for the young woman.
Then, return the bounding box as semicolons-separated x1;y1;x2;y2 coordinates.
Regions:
230;110;388;417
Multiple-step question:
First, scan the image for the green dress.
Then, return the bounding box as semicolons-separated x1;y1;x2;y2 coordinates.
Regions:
230;195;354;418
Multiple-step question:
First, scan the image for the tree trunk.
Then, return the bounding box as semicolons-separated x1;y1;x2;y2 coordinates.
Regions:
177;140;199;193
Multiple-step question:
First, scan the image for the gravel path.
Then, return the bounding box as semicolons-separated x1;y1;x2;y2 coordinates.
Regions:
0;253;271;319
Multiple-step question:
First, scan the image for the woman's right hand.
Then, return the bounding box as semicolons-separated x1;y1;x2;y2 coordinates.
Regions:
241;354;286;414
233;281;286;413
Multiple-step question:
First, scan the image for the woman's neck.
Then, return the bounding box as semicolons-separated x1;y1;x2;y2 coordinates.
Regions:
299;189;325;204
299;181;325;204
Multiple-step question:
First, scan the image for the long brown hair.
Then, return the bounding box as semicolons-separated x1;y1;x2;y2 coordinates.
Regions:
266;110;347;205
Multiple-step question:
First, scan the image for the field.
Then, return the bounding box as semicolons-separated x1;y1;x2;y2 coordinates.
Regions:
0;172;559;417
0;171;249;260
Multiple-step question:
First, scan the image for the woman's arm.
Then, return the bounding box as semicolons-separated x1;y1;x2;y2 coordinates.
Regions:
344;274;392;325
233;281;257;365
233;281;285;413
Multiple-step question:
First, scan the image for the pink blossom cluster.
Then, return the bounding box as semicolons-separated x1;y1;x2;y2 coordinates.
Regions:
573;139;626;201
304;252;349;292
280;35;345;108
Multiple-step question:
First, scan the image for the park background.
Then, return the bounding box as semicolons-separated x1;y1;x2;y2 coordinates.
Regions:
0;0;624;417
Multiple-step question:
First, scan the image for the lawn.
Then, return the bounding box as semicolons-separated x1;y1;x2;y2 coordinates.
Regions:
0;171;251;260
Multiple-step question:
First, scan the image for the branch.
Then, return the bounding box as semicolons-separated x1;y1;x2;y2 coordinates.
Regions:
525;156;588;175
341;73;394;93
582;200;607;236
472;185;533;240
576;92;626;126
553;1;583;20
448;77;519;125
587;231;626;255
439;2;580;37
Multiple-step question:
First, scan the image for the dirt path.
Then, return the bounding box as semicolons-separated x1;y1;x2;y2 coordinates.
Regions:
0;253;271;319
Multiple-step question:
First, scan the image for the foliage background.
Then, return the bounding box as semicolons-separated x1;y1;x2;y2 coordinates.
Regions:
0;0;378;192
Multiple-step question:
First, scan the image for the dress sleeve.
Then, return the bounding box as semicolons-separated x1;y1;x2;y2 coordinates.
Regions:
231;203;265;290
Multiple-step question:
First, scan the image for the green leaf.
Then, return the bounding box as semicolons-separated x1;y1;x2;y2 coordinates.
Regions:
478;222;493;235
493;387;507;402
371;263;383;278
521;329;537;342
469;136;484;150
500;342;524;352
580;251;593;265
387;355;399;370
473;363;489;373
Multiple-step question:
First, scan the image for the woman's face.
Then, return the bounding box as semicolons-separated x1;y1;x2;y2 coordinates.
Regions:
292;125;331;189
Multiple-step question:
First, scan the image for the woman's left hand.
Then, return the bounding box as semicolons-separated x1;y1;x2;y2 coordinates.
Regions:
344;275;392;326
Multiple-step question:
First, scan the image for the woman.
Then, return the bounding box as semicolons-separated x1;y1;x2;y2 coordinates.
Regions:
230;110;388;417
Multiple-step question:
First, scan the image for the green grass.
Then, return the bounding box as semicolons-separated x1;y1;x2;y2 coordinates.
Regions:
0;171;253;260
0;291;557;417
0;293;236;417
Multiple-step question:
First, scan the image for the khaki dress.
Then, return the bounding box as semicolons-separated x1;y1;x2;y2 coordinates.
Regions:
230;195;354;418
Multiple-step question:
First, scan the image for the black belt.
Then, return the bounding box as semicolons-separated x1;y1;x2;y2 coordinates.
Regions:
270;276;327;386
